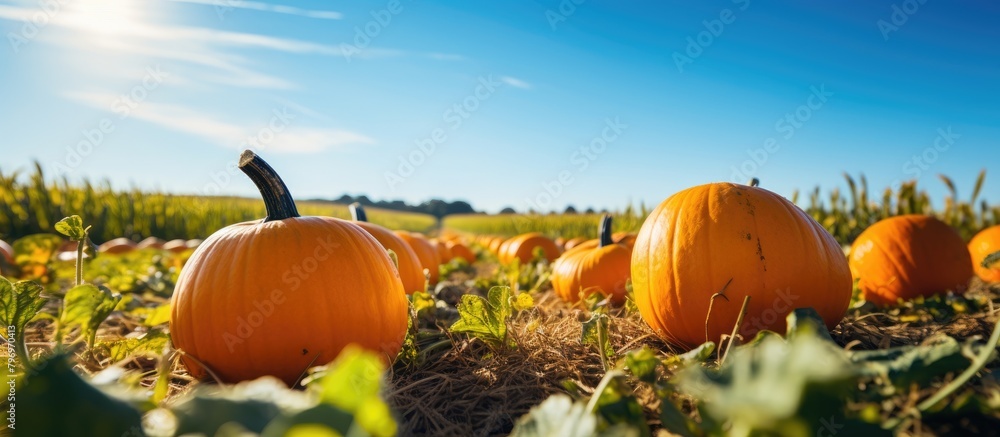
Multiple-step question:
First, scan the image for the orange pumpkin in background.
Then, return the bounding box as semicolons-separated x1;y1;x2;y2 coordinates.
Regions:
499;233;560;264
162;239;189;253
563;237;588;250
559;239;599;258
554;237;566;248
431;239;453;264
552;215;631;304
396;231;440;285
850;215;973;306
98;238;137;254
137;236;166;250
350;203;427;294
0;239;13;265
612;232;638;249
969;225;1000;283
632;182;852;347
446;241;477;264
489;237;507;254
170;151;408;386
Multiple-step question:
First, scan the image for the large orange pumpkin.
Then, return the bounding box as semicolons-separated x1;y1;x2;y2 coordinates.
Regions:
350;203;427;294
446;241;477;264
170;151;408;385
552;215;631;304
395;231;440;285
850;215;973;306
969;225;1000;283
632;182;851;347
499;233;560;264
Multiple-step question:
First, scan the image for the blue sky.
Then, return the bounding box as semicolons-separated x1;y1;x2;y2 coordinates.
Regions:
0;0;997;213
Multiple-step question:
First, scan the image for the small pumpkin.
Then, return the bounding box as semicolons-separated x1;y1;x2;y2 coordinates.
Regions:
170;151;408;385
162;239;188;253
559;239;599;258
969;225;1000;282
0;239;14;265
554;237;566;248
488;237;507;254
632;182;852;347
850;215;973;306
612;232;638;250
499;233;560;264
395;231;440;285
446;241;477;264
552;215;631;304
431;239;453;264
98;238;137;254
137;237;166;250
350;203;427;294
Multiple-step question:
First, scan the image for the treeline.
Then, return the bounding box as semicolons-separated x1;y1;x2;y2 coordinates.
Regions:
314;195;477;220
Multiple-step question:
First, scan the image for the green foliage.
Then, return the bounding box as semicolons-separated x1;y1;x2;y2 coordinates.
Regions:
0;276;46;368
450;286;515;348
582;311;613;369
851;335;973;389
16;353;145;437
512;371;648;436
59;283;121;346
54;215;87;241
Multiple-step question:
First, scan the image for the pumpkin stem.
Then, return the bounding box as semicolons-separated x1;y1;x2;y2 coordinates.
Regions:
598;214;614;247
350;202;369;222
748;177;760;187
238;150;300;222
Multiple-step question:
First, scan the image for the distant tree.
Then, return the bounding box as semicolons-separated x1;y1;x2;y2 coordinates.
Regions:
585;207;596;214
564;205;578;214
445;200;475;216
499;207;517;214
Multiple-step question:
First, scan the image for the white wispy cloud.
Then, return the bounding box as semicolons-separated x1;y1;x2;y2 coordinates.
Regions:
500;76;532;90
66;91;375;153
166;0;343;20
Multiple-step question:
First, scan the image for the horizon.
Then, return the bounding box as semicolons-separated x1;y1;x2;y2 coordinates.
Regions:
1;1;998;214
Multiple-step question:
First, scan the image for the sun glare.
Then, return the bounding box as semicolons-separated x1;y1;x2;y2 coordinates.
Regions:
64;0;147;38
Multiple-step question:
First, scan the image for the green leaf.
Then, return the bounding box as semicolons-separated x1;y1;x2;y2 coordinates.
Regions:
12;233;62;268
785;307;834;343
55;215;87;241
131;303;171;327
17;353;144;437
511;395;598;437
658;397;697;437
313;345;397;437
99;330;170;361
589;373;649;436
450;286;512;347
410;291;435;316
60;284;121;346
623;347;661;385
850;334;971;388
0;278;46;369
171;377;309;436
582;312;614;366
664;341;716;368
261;404;356;437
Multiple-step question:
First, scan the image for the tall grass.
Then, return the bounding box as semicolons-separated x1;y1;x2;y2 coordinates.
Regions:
0;163;437;243
446;172;999;244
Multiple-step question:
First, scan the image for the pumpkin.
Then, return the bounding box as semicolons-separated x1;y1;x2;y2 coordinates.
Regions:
850;215;973;306
431;239;453;263
349;203;427;294
186;239;203;249
559;239;599;258
0;239;14;264
137;237;166;250
969;225;1000;282
395;231;440;285
499;233;560;264
488;237;506;254
552;215;631;304
170;151;408;385
632;182;851;347
554;237;566;248
446;241;476;264
613;232;638;250
563;237;588;250
162;239;188;253
98;238;137;254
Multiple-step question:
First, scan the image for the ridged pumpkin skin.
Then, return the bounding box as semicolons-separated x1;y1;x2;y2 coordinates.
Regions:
396;232;440;285
446;241;477;264
500;233;560;264
552;216;631;304
632;183;851;347
850;215;973;306
349;204;426;294
170;152;408;386
969;225;1000;283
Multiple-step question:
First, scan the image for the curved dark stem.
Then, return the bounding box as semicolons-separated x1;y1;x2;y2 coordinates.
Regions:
238;150;299;222
599;214;613;248
350;202;368;222
749;177;760;187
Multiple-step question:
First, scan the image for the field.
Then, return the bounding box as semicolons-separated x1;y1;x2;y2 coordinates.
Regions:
3;171;1000;437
